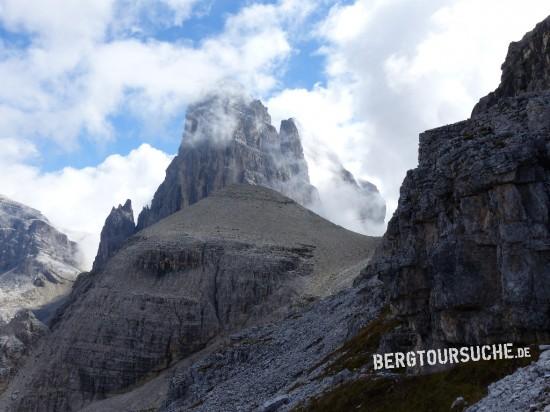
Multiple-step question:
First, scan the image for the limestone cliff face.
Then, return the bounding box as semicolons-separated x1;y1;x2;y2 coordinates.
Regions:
136;95;318;230
362;16;550;349
0;196;82;325
92;200;135;272
472;15;550;115
2;185;378;412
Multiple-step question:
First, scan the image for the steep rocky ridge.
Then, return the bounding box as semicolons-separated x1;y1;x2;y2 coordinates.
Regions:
362;16;550;351
92;200;135;272
338;167;386;225
0;185;379;411
0;196;82;325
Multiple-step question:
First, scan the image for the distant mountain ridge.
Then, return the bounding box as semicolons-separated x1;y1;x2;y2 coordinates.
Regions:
93;93;385;271
0;195;82;325
137;95;319;230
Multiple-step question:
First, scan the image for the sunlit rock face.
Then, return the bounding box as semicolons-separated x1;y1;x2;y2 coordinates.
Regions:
0;195;82;325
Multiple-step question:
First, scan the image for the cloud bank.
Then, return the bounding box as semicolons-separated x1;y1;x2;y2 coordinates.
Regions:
0;140;172;269
270;0;550;217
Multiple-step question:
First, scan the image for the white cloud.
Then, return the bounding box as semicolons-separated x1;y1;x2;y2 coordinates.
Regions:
3;0;550;255
268;86;388;235
0;0;319;270
0;142;173;270
269;0;550;222
160;0;202;25
0;0;314;147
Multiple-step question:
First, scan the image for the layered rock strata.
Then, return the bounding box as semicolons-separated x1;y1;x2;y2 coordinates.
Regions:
362;15;550;349
1;185;379;411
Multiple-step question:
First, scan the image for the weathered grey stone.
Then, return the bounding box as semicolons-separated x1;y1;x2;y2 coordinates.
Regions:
0;196;82;325
154;276;385;412
136;94;319;231
466;350;550;412
260;395;290;412
92;199;135;272
360;15;550;350
0;310;48;394
472;15;550;115
0;185;379;412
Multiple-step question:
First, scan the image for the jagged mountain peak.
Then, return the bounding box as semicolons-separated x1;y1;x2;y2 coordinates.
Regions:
1;183;380;411
92;199;135;272
135;91;319;231
93;91;386;270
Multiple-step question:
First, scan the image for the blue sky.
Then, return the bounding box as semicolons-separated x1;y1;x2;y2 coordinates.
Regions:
9;0;330;172
1;0;550;267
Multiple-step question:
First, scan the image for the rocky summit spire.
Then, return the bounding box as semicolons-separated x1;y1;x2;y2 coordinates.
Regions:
92;199;135;272
472;15;550;115
136;93;318;230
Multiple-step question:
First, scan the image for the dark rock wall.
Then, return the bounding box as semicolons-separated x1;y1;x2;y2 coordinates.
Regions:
363;82;550;348
92;200;135;272
136;96;318;230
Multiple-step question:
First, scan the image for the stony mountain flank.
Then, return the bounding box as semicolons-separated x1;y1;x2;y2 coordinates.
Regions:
0;185;379;411
0;195;82;325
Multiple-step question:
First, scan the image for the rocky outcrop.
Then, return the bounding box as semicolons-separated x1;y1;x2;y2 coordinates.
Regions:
159;276;385;412
1;185;379;411
362;15;550;350
472;15;550;115
92;200;135;272
0;310;48;394
0;196;82;325
467;346;550;412
136;94;318;231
